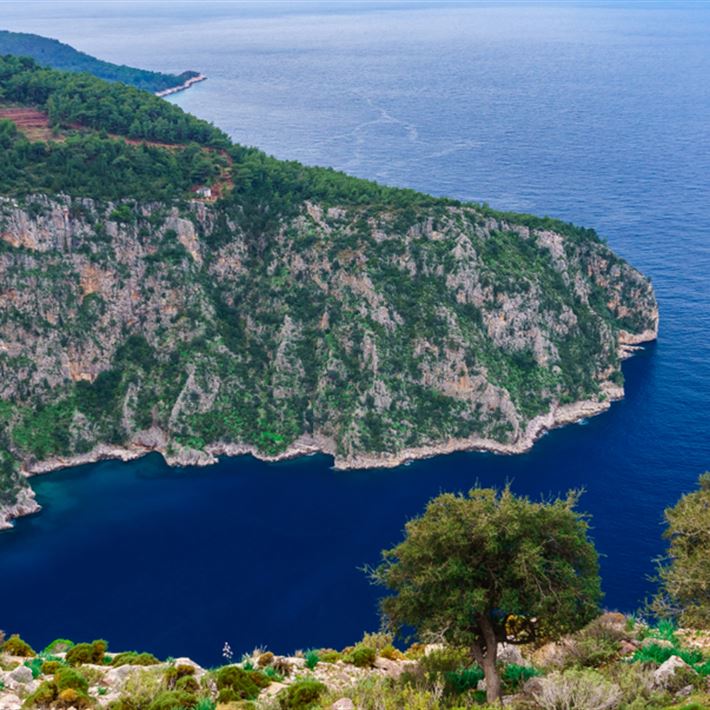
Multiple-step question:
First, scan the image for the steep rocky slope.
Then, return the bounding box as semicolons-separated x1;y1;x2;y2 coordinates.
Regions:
0;192;657;526
0;56;658;527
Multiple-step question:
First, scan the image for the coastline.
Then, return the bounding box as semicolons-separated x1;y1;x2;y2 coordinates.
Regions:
154;73;207;98
0;328;656;532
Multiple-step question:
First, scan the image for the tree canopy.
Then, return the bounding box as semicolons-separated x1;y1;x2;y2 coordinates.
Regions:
372;486;602;702
652;472;710;629
0;30;199;93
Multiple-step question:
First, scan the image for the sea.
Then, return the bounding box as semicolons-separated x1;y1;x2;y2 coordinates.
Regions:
1;2;708;665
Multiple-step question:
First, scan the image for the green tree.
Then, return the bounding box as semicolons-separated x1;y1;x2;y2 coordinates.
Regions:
371;486;602;703
652;472;710;628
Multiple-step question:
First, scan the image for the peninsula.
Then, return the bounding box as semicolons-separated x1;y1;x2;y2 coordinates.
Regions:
0;29;204;95
0;56;658;529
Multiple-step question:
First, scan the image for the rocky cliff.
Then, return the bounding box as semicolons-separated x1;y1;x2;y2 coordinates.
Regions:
0;190;657;527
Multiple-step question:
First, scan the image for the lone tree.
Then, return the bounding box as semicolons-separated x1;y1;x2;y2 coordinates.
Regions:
372;486;602;703
652;472;710;628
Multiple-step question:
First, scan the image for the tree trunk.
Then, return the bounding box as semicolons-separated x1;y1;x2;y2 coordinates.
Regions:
482;650;502;704
478;614;501;704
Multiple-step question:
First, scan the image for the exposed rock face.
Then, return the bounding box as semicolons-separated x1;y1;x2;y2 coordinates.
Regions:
0;194;657;517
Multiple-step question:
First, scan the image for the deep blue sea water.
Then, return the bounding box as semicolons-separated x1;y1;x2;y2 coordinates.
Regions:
1;2;709;665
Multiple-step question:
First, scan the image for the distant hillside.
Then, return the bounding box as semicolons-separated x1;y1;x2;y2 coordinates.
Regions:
0;29;199;93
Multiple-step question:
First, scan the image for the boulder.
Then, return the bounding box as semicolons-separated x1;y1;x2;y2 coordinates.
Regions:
0;694;22;710
331;699;356;710
8;665;33;684
653;655;693;689
373;657;407;679
497;643;529;666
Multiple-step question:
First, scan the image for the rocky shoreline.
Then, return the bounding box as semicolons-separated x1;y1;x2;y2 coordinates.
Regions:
0;327;656;532
154;73;206;98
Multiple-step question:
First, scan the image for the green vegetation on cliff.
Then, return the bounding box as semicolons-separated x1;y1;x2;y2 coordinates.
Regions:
0;30;200;93
0;58;658;516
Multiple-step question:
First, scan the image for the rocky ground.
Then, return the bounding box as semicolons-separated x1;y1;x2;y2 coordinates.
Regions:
1;614;709;709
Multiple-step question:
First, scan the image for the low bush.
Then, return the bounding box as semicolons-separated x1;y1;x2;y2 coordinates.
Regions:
66;639;108;665
55;667;89;693
443;666;484;694
272;657;293;677
147;689;197;710
533;669;622;710
304;649;319;670
41;659;63;675
404;642;426;660
257;651;274;668
43;638;75;655
24;657;44;678
380;644;405;661
360;631;394;654
175;674;200;693
1;633;35;657
164;663;196;688
278;679;327;709
111;651;160;667
502;663;542;689
316;648;341;663
264;666;284;682
214;665;268;702
343;644;376;668
632;642;703;667
23;680;58;708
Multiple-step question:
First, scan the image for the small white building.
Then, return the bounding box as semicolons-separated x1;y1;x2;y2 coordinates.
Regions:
194;186;212;198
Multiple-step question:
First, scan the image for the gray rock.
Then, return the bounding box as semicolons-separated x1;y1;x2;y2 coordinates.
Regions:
8;665;33;684
497;643;529;666
373;657;405;679
653;655;693;688
331;700;356;710
0;693;22;710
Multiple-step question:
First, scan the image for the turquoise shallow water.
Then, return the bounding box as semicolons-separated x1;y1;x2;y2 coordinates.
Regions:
1;2;709;664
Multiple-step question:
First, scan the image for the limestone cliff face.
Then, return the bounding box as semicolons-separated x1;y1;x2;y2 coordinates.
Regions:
0;193;657;519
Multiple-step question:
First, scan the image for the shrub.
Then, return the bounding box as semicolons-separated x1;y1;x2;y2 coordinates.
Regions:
194;699;216;710
257;651;274;668
502;663;542;689
404;642;426;660
316;648;341;663
107;667;164;709
380;644;404;661
55;667;89;693
304;649;319;670
1;633;35;657
23;680;58;707
632;642;702;666
264;666;284;682
278;679;327;709
43;639;75;655
175;674;200;693
360;631;394;654
272;657;293;677
147;689;197;710
343;644;376;668
24;657;44;678
533;669;622;710
214;665;262;702
66;639;108;665
443;666;484;694
41;660;63;675
164;663;196;688
112;651;160;667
